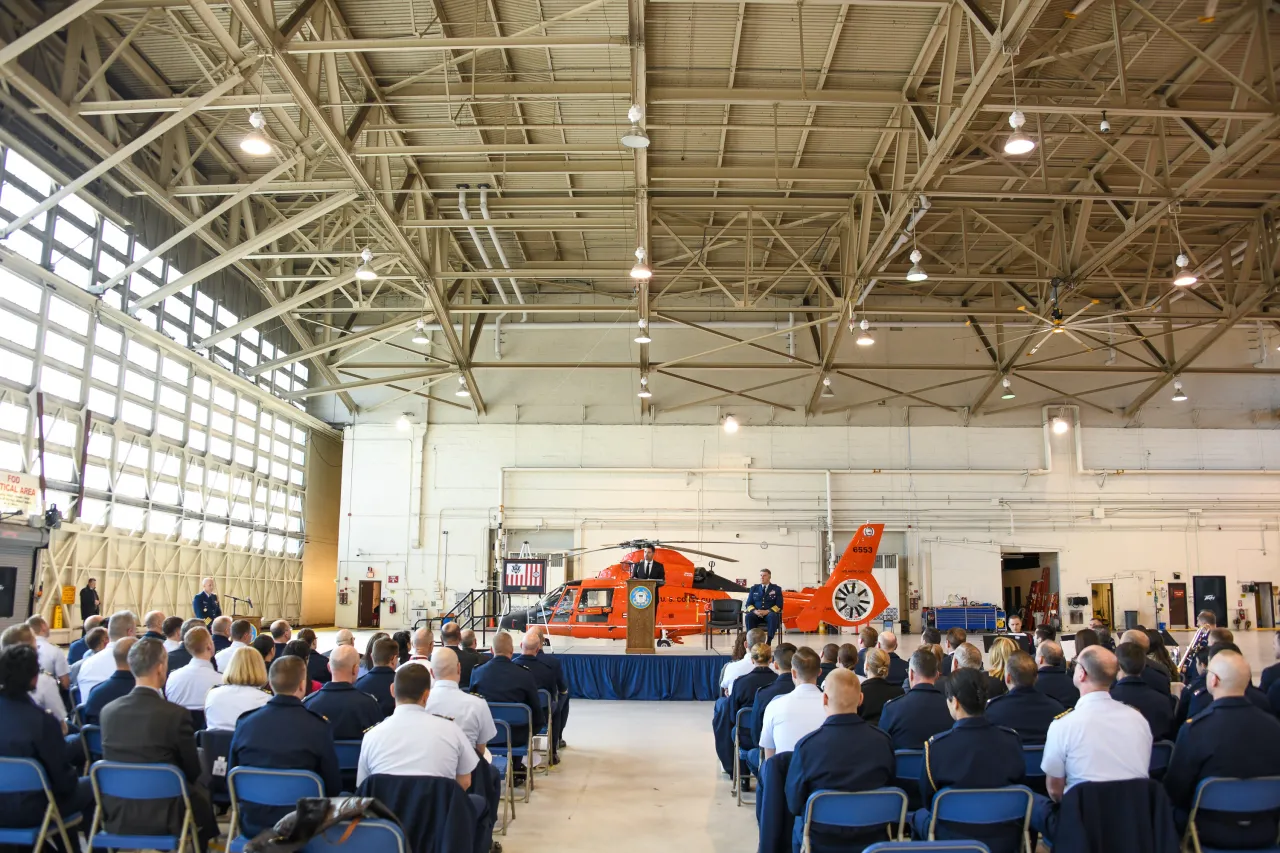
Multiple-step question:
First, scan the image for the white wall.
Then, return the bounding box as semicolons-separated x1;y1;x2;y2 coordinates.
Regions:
335;418;1280;633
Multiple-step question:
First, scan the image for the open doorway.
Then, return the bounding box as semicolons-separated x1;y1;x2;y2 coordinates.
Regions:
1001;551;1060;629
357;580;382;629
1091;582;1115;628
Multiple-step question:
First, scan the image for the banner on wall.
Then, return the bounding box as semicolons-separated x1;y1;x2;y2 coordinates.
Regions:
0;471;38;513
502;558;547;595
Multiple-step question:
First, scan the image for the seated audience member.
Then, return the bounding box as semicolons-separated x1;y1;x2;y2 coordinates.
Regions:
985;637;1015;699
359;632;389;677
296;628;330;686
282;639;320;695
68;614;105;665
1180;612;1219;684
140;611;166;641
28;616;70;691
210;615;232;653
760;647;825;759
1032;646;1151;841
1260;631;1280;694
470;632;546;782
1096;626;1115;652
1165;648;1280;848
355;638;400;717
99;638;219;848
722;642;775;781
512;631;563;762
1120;629;1172;696
270;620;292;661
878;648;953;750
229;655;340;836
405;628;434;667
1005;614;1033;654
951;641;984;674
251;633;276;666
305;644;383;739
427;648;496;755
1111;641;1174;740
720;629;765;696
324;628;355;658
911;667;1027;842
1033;625;1056;648
83;635;137;722
1034;640;1079;709
1179;642;1271;726
70;627;109;689
750;644;797;750
0;645;94;833
526;627;569;747
1067;628;1099;677
986;651;1063;744
461;628;490;665
393;631;413;666
877;630;909;685
857;648;905;727
714;630;768;775
836;642;858;673
164;627;221;718
205;646;271;732
817;644;838;687
442;622;481;688
855;625;878;676
1146;630;1177;679
785;670;895;850
215;620;255;672
942;627;967;676
2;624;69;722
167;619;205;672
161;616;184;653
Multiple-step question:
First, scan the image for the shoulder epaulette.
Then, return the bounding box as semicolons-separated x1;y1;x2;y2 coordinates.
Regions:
362;721;381;734
1054;708;1073;720
432;713;456;722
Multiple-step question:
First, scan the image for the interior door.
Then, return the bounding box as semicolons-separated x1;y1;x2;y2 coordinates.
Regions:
358;580;382;629
1256;582;1275;629
1192;576;1228;629
1168;582;1189;627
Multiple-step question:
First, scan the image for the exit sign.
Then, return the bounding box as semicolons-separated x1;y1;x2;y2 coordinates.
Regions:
388;575;399;584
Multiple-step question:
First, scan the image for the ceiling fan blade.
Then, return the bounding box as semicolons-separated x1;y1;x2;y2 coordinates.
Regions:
1062;301;1100;324
1063;329;1095;352
1026;328;1057;355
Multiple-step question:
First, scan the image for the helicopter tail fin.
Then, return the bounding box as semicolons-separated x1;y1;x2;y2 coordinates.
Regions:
789;523;889;631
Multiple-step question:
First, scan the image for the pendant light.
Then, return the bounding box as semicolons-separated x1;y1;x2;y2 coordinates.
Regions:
1051;413;1070;434
455;376;471;397
855;319;875;347
396;413;412;430
634;318;652;344
1171;380;1188;402
1001;377;1016;399
1003;58;1036;155
355;247;378;281
621;104;650;149
722;414;740;434
821;377;835;398
411;318;429;344
630;247;652;280
1173;254;1197;286
240;110;272;156
637;376;652;399
906;249;928;282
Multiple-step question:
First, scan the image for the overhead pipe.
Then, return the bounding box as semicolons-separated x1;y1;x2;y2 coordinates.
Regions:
456;185;510;313
478;184;527;321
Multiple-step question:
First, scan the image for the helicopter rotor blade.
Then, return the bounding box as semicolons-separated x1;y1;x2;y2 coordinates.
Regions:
658;540;791;549
656;545;739;562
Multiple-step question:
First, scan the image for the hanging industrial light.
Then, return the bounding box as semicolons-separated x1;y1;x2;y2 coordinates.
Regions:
1171;380;1188;402
630;247;652;280
821;377;835;398
355;247;378;281
411;318;429;344
637;376;652;399
1003;60;1036;155
455;376;471;397
396;412;412;430
634;318;652;344
1173;253;1197;287
722;414;740;434
621;104;650;149
1051;413;1070;434
240;110;272;156
855;318;875;347
1001;376;1016;400
906;248;928;282
1099;111;1111;133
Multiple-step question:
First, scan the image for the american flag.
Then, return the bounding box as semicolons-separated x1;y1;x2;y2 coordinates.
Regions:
503;559;545;593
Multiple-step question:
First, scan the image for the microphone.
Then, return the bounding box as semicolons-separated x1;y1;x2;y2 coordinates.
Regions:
246;597;254;610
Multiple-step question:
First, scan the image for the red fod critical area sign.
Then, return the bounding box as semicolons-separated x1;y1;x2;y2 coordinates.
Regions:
503;559;547;595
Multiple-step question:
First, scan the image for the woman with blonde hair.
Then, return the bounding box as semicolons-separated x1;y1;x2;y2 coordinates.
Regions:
204;646;271;731
985;636;1016;698
859;647;905;726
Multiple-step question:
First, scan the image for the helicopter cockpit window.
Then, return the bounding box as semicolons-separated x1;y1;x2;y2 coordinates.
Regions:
580;588;613;609
538;585;566;612
550;588;579;623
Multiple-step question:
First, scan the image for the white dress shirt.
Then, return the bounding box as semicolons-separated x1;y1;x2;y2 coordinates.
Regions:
165;658;223;710
760;683;826;752
163;638;183;653
214;640;249;671
77;640;120;697
425;680;496;747
1041;690;1152;791
720;656;755;693
35;636;69;681
204;683;271;731
357;704;479;786
32;671;67;719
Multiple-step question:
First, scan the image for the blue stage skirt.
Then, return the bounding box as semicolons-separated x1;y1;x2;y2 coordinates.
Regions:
559;653;724;701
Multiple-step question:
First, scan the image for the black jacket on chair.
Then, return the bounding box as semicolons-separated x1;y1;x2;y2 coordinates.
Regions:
1053;778;1178;853
357;774;479;853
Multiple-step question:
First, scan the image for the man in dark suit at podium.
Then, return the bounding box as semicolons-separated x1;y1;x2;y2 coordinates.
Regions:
631;545;665;586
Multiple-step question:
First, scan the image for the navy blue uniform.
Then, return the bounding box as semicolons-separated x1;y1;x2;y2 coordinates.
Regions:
745;583;784;642
912;717;1026;843
307;651;331;686
785;713;895;852
727;665;776;745
1142;661;1172;695
1165;696;1280;849
985;673;1008;699
857;677;904;727
1260;661;1280;695
817;662;836;687
1177;676;1268;732
303;681;384;740
212;634;230;653
884;652;909;686
1110;675;1174;740
750;673;794;748
68;637;89;665
0;695;94;831
984;686;1062;744
878;683;953;750
1034;666;1079;709
83;671;135;725
513;652;562;758
535;648;569;743
192;590;221;621
229;695;341;836
470;656;546;746
855;647;869;677
353;666;397;718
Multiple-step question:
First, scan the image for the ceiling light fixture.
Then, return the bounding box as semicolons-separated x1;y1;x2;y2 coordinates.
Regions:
240;110;272;156
637;376;652;399
634;318;652;345
622;105;650;149
1171;380;1188;402
1099;111;1111;133
821;377;835;398
1001;376;1016;400
1003;58;1036;155
355;247;378;281
411;318;429;344
906;248;928;282
396;413;412;431
630;247;652;280
455;376;471;398
1173;253;1197;287
1051;414;1070;435
856;318;875;347
722;414;739;434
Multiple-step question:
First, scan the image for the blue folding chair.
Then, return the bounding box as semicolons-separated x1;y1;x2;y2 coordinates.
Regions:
0;757;83;852
895;750;924;787
334;740;362;774
865;843;991;852
535;688;554;775
488;719;516;834
801;788;909;853
72;703;86;728
88;761;200;853
928;786;1035;853
302;817;407;853
1149;740;1174;778
487;702;534;801
733;706;754;807
1021;746;1045;779
81;724;103;766
228;767;325;852
1185;776;1280;853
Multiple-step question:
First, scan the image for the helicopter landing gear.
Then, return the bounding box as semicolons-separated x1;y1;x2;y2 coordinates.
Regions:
657;629;674;648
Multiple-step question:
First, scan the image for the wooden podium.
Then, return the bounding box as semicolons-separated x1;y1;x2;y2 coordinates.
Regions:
625;579;658;655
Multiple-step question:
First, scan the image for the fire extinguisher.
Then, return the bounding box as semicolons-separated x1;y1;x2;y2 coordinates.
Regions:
387;598;397;616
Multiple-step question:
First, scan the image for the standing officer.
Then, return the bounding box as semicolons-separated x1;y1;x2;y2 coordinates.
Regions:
985;651;1064;744
79;578;100;622
878;648;953;750
912;668;1026;842
192;577;221;624
744;569;784;643
305;645;384;739
229;656;341;837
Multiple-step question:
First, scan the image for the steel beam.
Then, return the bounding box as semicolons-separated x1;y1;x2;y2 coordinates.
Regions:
0;0;108;69
283;35;629;53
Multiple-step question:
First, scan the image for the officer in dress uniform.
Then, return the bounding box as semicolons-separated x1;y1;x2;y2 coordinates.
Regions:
1175;641;1271;732
744;569;784;643
512;632;562;764
878;649;953;750
985;651;1064;744
229;656;341;837
304;645;384;739
1164;648;1280;849
911;668;1027;842
1110;642;1174;740
1034;641;1080;709
354;637;400;718
785;670;895;852
720;643;775;781
192;577;222;623
469;632;545;781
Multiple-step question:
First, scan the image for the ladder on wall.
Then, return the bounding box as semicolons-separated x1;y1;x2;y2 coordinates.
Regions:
1026;568;1059;629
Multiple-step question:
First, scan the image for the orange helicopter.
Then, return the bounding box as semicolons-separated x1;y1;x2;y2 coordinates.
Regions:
497;524;890;644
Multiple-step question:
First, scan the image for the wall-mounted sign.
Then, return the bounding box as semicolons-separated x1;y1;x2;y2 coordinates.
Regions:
0;471;38;513
365;567;376;578
503;559;546;595
388;575;399;584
